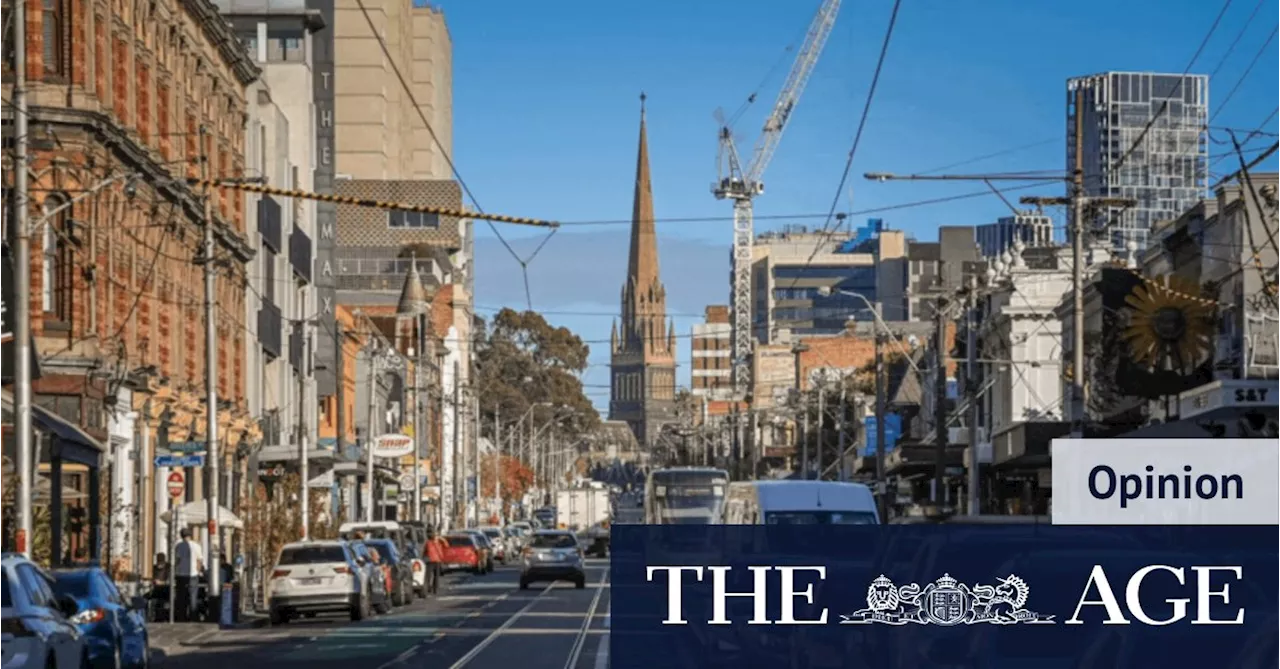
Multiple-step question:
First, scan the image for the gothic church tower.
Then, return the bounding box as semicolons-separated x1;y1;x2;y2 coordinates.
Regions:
609;93;677;448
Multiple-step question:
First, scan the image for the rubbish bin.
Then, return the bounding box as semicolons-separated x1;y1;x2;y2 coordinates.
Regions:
219;582;242;627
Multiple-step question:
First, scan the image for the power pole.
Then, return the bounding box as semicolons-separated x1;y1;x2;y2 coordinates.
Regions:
799;396;809;479
335;321;350;522
298;326;311;540
12;0;33;556
932;295;948;505
200;126;223;598
873;301;887;522
450;360;461;528
791;340;809;478
493;406;502;525
1019;85;1135;440
965;276;980;515
365;348;378;524
815;383;825;480
1068;85;1087;440
471;392;480;527
413;315;425;523
837;383;847;482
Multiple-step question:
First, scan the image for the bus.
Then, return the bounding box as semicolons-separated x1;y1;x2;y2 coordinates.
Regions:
643;467;730;524
723;480;879;525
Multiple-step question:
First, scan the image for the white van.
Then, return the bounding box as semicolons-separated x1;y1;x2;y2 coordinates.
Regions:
723;480;880;525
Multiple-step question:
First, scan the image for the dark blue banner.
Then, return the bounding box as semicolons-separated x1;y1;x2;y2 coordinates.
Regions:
609;526;1278;669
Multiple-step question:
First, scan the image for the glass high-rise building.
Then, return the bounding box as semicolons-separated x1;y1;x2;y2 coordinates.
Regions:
1068;72;1209;251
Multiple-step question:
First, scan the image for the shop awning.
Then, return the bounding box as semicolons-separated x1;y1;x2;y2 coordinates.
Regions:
161;500;244;530
3;390;104;467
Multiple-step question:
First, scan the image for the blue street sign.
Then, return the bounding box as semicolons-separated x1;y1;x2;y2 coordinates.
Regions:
466;476;477;501
167;441;206;453
863;414;901;456
155;454;205;468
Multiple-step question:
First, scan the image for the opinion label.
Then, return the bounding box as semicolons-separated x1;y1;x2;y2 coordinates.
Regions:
1051;439;1280;525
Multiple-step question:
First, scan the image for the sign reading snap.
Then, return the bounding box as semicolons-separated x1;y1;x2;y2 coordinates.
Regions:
1051;439;1280;525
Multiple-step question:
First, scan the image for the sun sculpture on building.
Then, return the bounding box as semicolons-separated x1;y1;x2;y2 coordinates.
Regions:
1121;274;1214;373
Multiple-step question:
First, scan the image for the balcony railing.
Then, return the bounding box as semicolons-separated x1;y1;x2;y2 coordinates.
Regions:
258;196;283;253
289;225;312;282
258;298;283;359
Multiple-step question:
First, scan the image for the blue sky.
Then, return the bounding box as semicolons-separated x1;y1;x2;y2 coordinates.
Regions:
432;0;1279;411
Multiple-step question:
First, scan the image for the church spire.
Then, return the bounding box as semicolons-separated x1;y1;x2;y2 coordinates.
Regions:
627;92;659;289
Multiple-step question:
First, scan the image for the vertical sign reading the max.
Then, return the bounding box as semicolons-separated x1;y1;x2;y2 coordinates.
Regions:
310;0;337;398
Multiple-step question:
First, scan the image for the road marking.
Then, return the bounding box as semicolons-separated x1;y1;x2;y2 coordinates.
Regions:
445;583;556;669
594;596;610;669
372;590;517;669
593;634;609;669
563;568;610;669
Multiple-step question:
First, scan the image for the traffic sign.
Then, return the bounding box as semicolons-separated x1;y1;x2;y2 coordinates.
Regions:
167;441;206;453
863;414;902;456
167;471;185;498
155;454;205;468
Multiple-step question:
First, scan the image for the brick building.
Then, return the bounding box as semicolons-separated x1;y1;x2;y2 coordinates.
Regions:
690;305;731;398
2;0;259;568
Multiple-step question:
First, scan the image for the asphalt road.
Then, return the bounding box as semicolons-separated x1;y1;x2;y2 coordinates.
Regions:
160;559;611;669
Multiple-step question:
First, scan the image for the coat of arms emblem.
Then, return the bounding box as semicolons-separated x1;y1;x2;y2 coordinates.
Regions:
840;573;1055;626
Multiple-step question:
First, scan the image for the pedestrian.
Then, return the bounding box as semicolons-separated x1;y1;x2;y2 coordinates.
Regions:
173;528;204;622
424;528;443;595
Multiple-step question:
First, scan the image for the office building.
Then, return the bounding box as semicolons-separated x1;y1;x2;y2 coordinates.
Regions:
751;220;902;344
976;212;1055;259
1068;71;1209;252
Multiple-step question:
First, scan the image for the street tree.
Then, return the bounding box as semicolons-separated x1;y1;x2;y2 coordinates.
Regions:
474;308;599;436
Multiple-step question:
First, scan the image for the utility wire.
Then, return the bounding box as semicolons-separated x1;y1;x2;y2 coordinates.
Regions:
1208;0;1269;79
784;0;904;293
1110;0;1234;175
1209;25;1278;124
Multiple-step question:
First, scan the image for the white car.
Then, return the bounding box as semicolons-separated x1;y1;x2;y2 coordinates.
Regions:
477;527;509;562
1;553;87;669
268;541;373;624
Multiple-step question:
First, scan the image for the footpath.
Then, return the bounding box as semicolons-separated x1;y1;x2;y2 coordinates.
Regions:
150;614;269;655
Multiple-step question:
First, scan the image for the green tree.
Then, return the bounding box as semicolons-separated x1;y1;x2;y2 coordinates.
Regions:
474;309;599;436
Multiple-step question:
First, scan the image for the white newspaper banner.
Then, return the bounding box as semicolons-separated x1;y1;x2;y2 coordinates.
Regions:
1051;439;1279;525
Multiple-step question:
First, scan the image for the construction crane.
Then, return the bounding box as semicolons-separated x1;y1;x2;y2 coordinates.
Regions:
714;0;842;396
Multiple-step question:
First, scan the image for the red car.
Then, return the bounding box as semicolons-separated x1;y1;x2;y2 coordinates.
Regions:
442;533;487;574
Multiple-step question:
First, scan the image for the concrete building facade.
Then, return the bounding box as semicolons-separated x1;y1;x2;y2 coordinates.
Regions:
332;0;452;180
218;0;329;496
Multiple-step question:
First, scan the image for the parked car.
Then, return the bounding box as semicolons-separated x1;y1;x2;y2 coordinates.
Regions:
1;552;89;669
460;530;495;572
268;541;373;624
361;539;414;607
441;534;485;574
519;531;586;590
477;527;510;563
50;568;149;669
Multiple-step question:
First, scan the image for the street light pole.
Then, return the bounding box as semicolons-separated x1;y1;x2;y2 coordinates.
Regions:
366;347;377;524
12;0;33;555
200;126;223;599
299;326;312;540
